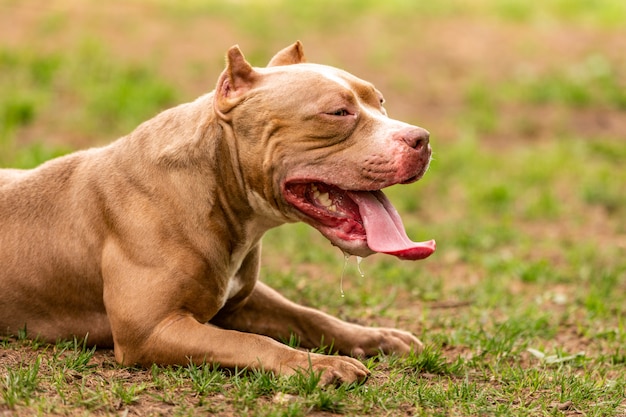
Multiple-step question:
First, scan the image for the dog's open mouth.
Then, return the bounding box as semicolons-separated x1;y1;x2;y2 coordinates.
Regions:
283;182;435;260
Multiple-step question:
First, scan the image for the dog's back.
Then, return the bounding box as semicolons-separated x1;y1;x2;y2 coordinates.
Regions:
0;168;27;187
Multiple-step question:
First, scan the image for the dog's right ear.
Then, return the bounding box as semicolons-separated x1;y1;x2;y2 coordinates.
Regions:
214;45;258;120
267;41;306;67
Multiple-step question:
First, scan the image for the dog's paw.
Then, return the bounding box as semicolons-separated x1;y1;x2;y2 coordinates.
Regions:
347;327;424;358
287;352;370;386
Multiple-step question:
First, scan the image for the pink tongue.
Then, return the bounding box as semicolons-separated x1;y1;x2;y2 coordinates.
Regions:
346;191;435;260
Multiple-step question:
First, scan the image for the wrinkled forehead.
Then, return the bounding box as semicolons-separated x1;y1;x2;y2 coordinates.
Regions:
261;63;383;103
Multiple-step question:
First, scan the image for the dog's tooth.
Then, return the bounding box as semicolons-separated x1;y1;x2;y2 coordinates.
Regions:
318;192;332;207
329;205;337;212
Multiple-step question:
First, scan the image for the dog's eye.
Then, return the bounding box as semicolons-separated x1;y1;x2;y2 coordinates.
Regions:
328;109;350;117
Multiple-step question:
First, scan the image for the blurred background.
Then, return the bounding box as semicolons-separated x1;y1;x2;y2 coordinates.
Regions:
2;1;624;153
1;0;624;313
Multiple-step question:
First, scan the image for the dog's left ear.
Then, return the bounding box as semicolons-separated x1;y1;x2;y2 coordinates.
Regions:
214;45;258;119
267;41;306;67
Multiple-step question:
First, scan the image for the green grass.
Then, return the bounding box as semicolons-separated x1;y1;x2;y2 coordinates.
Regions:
2;335;624;415
1;0;626;415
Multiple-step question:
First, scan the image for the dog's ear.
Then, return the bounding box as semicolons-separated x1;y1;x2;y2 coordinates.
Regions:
267;41;306;67
214;45;258;119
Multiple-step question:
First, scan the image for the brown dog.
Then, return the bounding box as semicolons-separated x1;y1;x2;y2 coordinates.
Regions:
0;42;435;384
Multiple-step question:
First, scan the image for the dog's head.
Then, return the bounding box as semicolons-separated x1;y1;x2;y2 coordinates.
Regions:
213;42;435;261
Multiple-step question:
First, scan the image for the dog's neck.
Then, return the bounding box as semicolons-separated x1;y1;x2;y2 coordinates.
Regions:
112;93;283;261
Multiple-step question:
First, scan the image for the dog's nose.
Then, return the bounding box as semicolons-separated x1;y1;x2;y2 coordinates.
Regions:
400;127;430;149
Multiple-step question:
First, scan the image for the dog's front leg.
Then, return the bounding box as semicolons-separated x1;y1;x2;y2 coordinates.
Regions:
212;281;424;358
101;244;368;385
116;313;369;386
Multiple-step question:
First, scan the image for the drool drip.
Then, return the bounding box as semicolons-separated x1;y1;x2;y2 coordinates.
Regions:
340;252;350;298
339;253;367;298
356;256;365;278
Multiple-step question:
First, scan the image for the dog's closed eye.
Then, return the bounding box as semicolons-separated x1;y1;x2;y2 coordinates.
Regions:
327;109;352;117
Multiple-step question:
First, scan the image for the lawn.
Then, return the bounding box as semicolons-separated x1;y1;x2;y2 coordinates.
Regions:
1;0;625;416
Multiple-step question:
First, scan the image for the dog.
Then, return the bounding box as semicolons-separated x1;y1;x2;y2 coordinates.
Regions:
0;42;435;385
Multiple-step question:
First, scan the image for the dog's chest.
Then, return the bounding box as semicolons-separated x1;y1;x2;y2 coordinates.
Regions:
222;276;245;307
219;263;247;309
218;237;262;309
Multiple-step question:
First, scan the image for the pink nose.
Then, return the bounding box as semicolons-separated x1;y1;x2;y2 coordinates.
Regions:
397;127;430;149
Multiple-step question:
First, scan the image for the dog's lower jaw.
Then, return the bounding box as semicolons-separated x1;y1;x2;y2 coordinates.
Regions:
319;229;375;258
